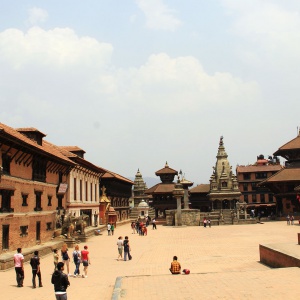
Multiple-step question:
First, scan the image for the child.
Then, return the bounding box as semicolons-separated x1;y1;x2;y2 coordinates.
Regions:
53;249;59;271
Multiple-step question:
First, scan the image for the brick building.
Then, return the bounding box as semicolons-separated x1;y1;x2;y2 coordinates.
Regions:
236;155;282;216
0;124;75;253
56;146;106;227
259;132;300;216
100;169;133;223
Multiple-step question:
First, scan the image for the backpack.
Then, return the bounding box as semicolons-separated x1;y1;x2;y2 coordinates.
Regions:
73;251;79;263
62;251;69;260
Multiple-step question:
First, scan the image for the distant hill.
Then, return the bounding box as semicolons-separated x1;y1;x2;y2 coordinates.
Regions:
128;177;160;189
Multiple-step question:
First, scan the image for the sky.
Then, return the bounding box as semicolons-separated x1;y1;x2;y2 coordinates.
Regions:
1;0;300;187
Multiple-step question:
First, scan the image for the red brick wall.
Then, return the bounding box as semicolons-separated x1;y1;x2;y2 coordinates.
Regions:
259;244;300;268
0;146;68;253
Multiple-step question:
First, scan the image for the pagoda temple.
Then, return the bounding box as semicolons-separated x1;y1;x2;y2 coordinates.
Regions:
259;130;300;215
145;162;178;218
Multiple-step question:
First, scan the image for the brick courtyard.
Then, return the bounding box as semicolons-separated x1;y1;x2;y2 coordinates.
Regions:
1;221;300;300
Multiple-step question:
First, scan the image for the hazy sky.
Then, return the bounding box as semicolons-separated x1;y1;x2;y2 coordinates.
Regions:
1;0;299;186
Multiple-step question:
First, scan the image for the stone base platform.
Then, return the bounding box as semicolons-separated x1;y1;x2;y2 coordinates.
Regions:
260;242;300;268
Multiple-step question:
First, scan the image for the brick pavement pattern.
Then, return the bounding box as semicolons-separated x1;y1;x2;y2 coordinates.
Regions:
1;221;300;300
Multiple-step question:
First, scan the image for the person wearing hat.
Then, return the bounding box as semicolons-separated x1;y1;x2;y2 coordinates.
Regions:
81;245;90;278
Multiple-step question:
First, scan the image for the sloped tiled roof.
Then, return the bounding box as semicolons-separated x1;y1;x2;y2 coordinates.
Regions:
260;167;300;183
0;123;74;165
60;146;86;154
155;166;178;175
274;134;300;154
236;165;282;173
190;184;210;194
145;183;175;194
102;169;133;184
16;127;46;137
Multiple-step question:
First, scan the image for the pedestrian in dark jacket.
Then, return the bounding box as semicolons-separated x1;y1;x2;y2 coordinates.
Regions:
51;262;70;300
30;250;42;288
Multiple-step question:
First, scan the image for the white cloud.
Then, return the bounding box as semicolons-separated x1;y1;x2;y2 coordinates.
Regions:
113;53;261;113
0;27;113;69
135;0;182;31
0;25;262;184
0;27;260;116
27;7;48;25
222;0;300;70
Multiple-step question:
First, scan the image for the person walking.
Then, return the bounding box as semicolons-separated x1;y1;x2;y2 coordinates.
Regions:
81;245;90;278
123;236;132;261
72;245;81;277
117;236;123;261
51;262;70;300
107;223;111;235
131;222;136;234
111;223;115;235
61;244;71;276
152;218;157;230
208;219;211;228
14;247;24;287
169;255;181;274
203;217;207;228
30;250;43;288
53;249;59;272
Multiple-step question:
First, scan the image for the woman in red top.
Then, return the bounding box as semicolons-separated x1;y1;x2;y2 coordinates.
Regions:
81;245;90;278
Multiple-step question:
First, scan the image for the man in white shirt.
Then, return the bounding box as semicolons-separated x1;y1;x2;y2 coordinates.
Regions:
107;223;111;235
14;247;24;287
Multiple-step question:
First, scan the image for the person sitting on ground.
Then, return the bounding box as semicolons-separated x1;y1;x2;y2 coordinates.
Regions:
169;255;181;274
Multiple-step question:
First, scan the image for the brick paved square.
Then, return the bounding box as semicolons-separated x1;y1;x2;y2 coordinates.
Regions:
1;221;299;300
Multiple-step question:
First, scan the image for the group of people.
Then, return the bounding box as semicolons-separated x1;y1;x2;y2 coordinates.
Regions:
286;214;295;225
13;248;43;289
13;243;90;299
58;243;90;278
131;220;148;235
107;223;115;235
116;236;132;261
203;217;211;228
130;217;157;235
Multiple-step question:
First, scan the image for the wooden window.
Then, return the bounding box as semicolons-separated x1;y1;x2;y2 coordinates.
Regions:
32;156;47;182
80;180;82;201
20;225;28;237
46;222;52;231
34;191;42;211
90;183;93;201
85;181;88;201
47;195;52;206
0;190;14;212
74;178;77;200
22;193;28;206
2;153;11;175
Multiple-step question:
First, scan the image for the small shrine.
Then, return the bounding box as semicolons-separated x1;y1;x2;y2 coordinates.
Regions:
137;199;149;219
99;186;111;225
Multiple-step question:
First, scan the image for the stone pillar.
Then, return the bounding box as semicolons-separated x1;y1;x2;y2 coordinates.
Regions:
176;195;182;226
173;179;184;226
183;189;189;209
